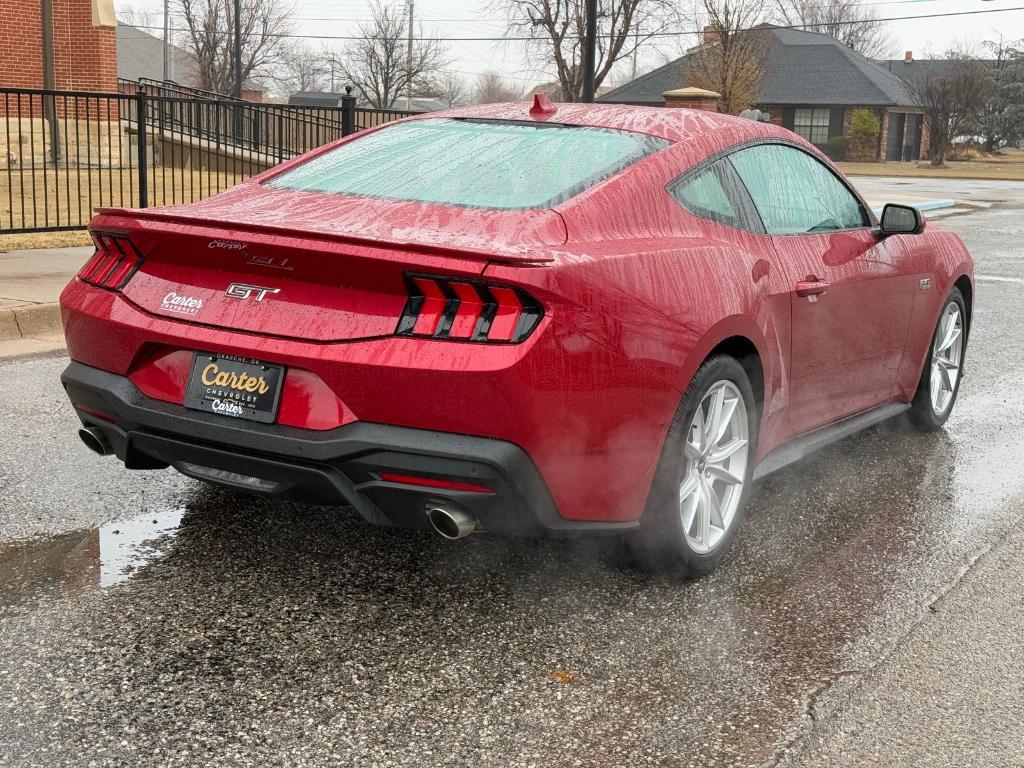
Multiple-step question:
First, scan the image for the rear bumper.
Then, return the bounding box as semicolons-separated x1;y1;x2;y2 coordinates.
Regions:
62;361;638;537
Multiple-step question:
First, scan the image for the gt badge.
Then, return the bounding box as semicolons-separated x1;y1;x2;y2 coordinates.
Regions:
226;283;281;302
919;278;932;292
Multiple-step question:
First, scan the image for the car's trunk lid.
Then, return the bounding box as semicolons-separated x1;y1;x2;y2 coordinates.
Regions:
95;185;565;342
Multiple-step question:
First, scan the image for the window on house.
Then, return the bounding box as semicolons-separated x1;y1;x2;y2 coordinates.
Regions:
792;108;831;144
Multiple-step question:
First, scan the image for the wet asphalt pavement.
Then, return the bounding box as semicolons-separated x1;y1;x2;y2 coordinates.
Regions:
2;186;1024;767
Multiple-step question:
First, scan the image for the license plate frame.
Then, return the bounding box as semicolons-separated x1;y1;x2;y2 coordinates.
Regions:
184;353;285;424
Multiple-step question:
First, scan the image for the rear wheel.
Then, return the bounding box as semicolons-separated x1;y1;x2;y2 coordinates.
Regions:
630;355;758;577
909;288;967;431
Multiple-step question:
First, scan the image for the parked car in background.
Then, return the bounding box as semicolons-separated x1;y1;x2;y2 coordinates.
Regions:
59;99;973;576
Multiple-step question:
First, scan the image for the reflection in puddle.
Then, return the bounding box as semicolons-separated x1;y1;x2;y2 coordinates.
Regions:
96;507;184;586
0;506;184;606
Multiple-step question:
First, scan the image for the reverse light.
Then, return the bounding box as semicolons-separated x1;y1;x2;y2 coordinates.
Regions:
78;233;144;290
396;275;543;343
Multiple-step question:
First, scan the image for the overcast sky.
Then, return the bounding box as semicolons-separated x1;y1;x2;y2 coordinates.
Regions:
123;0;1024;91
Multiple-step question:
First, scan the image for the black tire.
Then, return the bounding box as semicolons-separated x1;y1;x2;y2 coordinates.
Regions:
628;354;759;578
908;288;968;432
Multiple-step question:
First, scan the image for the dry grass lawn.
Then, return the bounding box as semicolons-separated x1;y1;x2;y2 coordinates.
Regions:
838;149;1024;181
1;166;244;252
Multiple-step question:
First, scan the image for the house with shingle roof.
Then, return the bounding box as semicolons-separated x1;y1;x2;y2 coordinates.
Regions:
599;25;928;161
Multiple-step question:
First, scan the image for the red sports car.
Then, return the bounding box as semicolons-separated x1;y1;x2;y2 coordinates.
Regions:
60;101;973;575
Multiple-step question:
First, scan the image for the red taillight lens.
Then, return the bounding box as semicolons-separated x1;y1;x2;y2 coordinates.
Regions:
397;275;542;343
78;233;143;290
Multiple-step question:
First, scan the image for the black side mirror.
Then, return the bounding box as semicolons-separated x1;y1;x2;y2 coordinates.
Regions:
879;203;924;235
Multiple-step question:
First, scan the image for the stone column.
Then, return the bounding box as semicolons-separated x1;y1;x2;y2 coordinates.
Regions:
662;87;722;112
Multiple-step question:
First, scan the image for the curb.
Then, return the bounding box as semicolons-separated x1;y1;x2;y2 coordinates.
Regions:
0;302;62;340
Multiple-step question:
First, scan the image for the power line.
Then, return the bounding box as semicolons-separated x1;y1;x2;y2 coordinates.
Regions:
286;0;1002;23
274;0;1015;23
124;5;1024;42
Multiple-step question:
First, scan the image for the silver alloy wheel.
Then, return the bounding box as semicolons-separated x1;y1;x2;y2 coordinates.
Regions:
930;302;964;416
680;380;750;554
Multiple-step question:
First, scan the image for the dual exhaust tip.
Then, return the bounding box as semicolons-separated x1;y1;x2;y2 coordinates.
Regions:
78;425;113;456
425;504;478;540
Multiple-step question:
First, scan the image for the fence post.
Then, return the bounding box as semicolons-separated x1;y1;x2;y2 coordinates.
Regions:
136;86;149;209
341;86;356;136
277;109;285;163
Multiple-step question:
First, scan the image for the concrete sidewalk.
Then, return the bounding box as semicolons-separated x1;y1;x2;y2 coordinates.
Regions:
0;246;91;357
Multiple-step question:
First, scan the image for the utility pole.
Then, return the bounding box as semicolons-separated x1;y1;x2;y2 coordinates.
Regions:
405;0;414;110
41;0;60;162
233;0;243;99
163;0;171;81
582;0;597;102
631;26;639;81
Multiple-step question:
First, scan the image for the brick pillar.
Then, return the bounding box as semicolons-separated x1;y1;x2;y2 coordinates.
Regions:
53;0;118;92
662;87;721;112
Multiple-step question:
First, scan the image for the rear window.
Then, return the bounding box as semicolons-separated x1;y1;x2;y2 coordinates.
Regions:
265;118;670;210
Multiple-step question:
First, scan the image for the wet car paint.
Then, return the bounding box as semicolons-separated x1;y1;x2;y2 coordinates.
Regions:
60;104;972;528
2;201;1023;766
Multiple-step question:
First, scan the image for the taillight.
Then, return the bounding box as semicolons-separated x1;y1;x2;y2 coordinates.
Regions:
78;233;143;290
396;275;543;343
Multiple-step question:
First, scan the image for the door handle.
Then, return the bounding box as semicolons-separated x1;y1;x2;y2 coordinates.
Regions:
795;279;830;298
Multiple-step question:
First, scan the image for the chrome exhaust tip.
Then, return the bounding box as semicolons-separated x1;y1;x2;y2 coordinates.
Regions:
78;426;112;456
425;505;478;540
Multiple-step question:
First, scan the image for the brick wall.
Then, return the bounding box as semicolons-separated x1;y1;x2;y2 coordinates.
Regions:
1;0;117;92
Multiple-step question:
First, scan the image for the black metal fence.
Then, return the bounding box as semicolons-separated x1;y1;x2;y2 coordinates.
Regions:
1;85;415;234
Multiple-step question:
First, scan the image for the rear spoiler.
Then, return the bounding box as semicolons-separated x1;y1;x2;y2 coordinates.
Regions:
94;206;557;265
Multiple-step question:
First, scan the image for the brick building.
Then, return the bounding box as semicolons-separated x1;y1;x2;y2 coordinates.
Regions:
0;0;117;92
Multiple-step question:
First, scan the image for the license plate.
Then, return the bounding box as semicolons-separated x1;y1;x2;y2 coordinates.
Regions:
184;353;285;423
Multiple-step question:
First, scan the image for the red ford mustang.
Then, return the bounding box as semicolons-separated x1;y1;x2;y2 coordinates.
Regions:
60;101;973;575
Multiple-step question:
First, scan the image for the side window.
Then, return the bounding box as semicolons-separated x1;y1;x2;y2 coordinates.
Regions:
669;159;764;233
729;144;869;235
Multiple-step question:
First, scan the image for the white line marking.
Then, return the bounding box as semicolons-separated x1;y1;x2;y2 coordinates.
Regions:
975;275;1024;284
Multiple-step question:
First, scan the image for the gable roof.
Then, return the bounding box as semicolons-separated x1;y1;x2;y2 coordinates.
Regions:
599;25;916;108
116;24;196;85
116;23;263;94
878;59;960;90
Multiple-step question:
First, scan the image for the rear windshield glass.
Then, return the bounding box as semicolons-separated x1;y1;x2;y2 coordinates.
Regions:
265;118;670;210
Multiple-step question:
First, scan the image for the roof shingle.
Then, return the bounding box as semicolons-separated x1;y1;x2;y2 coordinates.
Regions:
599;25;916;108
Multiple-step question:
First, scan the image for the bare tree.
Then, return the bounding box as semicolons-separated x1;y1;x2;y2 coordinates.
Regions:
338;1;450;109
174;0;293;95
472;71;523;103
117;4;161;29
434;71;469;107
912;53;995;166
495;0;676;102
967;37;1024;153
773;0;894;59
275;45;332;95
684;0;770;114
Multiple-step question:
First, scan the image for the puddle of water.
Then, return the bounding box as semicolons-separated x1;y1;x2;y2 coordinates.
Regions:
96;507;184;587
0;506;184;607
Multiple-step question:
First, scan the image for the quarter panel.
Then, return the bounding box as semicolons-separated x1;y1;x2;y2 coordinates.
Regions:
890;226;975;400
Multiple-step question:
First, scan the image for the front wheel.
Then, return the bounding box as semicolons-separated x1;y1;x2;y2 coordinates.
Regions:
629;355;758;577
909;288;967;431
